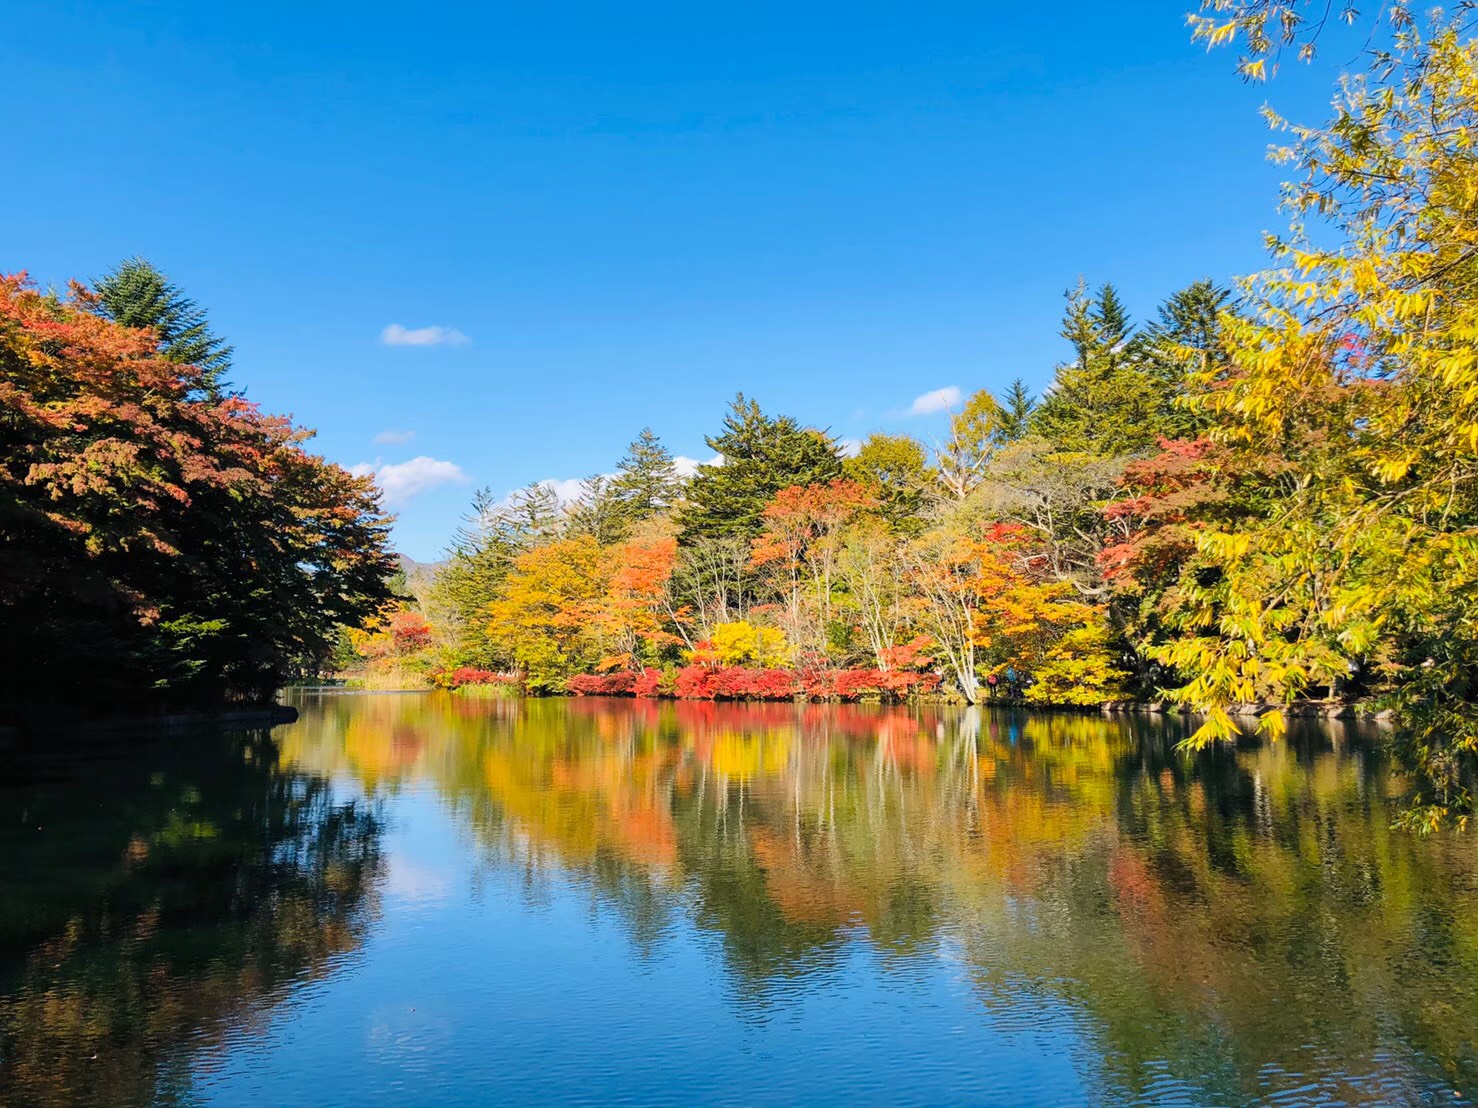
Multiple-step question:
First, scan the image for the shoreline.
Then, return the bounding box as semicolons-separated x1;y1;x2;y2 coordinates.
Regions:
315;680;1393;724
0;702;299;741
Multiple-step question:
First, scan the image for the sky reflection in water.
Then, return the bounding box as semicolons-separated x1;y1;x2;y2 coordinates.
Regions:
3;693;1477;1106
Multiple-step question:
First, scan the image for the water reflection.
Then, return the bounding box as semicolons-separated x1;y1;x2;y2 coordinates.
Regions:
0;731;382;1107
280;695;1478;1104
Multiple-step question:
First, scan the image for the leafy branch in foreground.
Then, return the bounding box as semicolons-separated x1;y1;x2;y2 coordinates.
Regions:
1158;17;1478;826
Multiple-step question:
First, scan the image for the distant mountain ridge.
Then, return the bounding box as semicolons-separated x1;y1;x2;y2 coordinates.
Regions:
396;554;443;603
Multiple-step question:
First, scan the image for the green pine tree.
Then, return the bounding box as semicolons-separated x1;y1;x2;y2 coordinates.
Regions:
678;394;843;541
611;427;682;521
431;488;521;667
567;473;630;545
1093;282;1132;354
497;482;565;547
94;258;234;396
994;378;1036;442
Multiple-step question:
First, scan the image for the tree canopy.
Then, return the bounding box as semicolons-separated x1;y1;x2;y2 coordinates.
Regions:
0;271;395;717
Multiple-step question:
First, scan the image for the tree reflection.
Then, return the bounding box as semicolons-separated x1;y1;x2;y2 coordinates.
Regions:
0;731;382;1107
282;693;1478;1102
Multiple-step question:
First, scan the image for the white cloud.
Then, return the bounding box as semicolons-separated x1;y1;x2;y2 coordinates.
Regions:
540;477;589;504
673;454;722;477
352;456;468;505
908;386;963;416
380;323;471;347
498;455;722;513
374;428;416;445
837;437;862;458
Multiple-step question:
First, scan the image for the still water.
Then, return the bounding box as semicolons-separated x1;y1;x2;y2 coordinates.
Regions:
3;693;1477;1106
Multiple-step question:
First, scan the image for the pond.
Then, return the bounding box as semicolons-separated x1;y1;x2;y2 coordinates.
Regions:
3;693;1477;1105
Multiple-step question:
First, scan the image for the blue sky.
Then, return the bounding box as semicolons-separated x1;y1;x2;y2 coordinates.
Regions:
4;2;1353;560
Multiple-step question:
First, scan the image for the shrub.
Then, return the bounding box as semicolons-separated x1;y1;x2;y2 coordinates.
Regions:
570;664;939;702
568;671;639;696
433;666;519;691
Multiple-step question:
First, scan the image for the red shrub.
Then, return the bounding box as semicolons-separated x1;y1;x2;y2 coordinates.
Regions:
748;668;800;699
674;665;718;699
569;664;938;702
568;672;640;696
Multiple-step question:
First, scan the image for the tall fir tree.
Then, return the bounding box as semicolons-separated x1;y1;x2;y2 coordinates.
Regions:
1033;279;1166;456
1093;282;1132;356
1137;278;1232;439
1059;277;1101;371
431;488;521;668
994;378;1036;442
678;394;843;541
611;427;681;521
94;258;234;396
497;482;565;547
567;473;630;545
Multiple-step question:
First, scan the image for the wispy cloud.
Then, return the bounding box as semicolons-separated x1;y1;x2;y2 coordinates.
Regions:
380;323;471;347
352;456;468;505
374;428;416;445
908;386;962;416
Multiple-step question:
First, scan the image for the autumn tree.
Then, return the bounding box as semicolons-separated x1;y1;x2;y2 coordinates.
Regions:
904;530;993;701
934;389;1004;503
0;273;395;716
485;536;608;691
593;536;684;668
672;536;753;641
965;438;1127;587
836;520;912;669
843;432;930;532
705;620;789;667
1188;0;1408;79
749;479;876;651
1163;15;1478;827
964;526;1125;705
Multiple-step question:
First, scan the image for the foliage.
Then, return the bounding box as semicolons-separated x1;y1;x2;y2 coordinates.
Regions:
702;621;790;668
0;273;395;716
1150;17;1478;827
843;432;930;531
679;394;844;540
93;257;234;397
594;536;684;668
749;478;876;651
485;536;609;692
